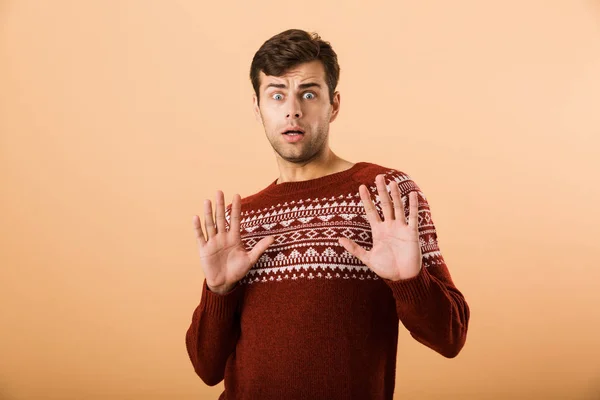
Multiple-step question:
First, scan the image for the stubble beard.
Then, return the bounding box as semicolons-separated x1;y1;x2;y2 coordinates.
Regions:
268;125;329;164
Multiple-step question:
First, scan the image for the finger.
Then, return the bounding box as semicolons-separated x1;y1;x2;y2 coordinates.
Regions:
338;237;370;265
248;235;275;265
215;190;226;234
359;184;381;223
193;215;206;246
390;181;407;225
375;174;394;221
204;199;217;239
230;193;242;240
408;191;419;229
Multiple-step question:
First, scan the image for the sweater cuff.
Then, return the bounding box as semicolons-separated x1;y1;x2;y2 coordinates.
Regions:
200;278;244;319
383;265;433;304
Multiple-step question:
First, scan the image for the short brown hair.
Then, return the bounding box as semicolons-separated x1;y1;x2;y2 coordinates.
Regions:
249;29;341;106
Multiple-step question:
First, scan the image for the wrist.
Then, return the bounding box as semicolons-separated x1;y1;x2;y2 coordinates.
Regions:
207;282;236;295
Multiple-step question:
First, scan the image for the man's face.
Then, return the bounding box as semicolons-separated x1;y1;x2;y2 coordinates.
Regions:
252;60;340;164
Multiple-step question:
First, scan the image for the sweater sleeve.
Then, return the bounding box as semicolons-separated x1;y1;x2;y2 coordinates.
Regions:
185;278;244;385
382;185;470;358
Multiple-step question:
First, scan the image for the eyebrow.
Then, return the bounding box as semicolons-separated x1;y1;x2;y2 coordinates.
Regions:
264;82;322;91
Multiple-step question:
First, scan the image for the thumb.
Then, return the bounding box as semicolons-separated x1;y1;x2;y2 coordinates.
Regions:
338;237;369;265
248;235;276;265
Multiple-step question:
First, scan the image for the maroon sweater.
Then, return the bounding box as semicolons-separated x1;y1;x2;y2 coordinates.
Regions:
185;161;469;399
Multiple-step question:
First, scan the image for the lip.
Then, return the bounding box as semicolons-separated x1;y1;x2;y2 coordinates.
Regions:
280;126;306;135
282;132;304;143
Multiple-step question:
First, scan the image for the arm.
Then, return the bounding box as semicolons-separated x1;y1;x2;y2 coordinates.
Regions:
188;192;274;384
185;278;244;385
383;188;469;358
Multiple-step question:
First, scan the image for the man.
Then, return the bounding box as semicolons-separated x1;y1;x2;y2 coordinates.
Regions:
186;28;470;400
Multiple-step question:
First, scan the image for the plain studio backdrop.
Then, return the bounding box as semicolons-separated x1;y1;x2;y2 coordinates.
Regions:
1;1;599;399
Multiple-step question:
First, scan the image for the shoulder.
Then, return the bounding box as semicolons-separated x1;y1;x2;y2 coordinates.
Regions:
353;161;424;198
222;184;277;224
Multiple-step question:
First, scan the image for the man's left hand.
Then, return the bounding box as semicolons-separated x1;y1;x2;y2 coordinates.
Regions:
338;174;422;281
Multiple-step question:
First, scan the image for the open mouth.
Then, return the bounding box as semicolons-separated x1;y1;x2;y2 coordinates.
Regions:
282;129;305;142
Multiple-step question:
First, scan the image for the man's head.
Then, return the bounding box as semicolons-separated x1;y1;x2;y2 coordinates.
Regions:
250;29;341;164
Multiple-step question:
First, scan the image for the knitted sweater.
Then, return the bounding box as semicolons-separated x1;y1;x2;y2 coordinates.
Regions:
185;161;470;400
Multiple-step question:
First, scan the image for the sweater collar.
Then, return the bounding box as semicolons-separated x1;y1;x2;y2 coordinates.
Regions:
261;162;369;198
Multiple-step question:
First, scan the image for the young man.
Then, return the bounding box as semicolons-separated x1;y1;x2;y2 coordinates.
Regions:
186;29;470;400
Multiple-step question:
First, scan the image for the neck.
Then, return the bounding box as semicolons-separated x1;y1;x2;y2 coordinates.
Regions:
275;152;352;184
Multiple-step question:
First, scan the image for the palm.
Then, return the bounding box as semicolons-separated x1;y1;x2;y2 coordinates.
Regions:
338;175;423;281
198;239;254;289
367;225;421;281
193;190;275;292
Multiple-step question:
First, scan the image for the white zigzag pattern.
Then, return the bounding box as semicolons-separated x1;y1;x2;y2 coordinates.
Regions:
223;170;443;285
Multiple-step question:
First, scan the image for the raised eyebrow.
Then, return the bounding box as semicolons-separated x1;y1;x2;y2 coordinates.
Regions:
264;82;322;91
299;82;321;90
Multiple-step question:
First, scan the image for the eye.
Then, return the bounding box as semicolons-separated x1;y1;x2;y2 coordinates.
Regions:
272;93;283;100
303;92;315;100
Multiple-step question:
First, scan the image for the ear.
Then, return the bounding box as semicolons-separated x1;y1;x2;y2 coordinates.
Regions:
329;91;341;123
252;94;262;123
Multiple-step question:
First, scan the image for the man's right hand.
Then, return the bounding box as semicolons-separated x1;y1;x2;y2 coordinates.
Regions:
193;190;275;295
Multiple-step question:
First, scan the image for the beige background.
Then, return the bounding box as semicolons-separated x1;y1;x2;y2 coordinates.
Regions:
1;1;599;399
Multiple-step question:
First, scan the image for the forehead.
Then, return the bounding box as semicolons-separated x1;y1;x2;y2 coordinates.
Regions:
259;60;326;90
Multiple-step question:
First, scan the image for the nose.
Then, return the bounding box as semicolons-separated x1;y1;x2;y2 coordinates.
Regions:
286;97;302;119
